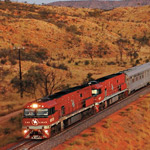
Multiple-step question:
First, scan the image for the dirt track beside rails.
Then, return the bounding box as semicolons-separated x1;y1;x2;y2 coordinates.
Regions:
0;110;22;123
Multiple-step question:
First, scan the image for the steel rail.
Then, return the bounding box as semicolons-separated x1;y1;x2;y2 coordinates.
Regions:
8;139;43;150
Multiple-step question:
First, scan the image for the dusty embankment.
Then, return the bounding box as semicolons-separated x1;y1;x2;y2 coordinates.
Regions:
53;94;150;150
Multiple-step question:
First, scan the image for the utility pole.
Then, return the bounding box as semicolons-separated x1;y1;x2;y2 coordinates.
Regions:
13;46;24;98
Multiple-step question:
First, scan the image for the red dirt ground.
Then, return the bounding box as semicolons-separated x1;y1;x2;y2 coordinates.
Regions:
53;94;150;150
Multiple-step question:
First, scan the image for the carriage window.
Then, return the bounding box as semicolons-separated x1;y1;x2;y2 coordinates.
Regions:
80;94;82;97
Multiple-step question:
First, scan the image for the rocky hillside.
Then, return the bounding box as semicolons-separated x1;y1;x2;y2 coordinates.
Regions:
49;0;150;10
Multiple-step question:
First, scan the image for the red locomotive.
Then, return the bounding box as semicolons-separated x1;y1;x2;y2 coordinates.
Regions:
22;72;128;139
22;62;150;139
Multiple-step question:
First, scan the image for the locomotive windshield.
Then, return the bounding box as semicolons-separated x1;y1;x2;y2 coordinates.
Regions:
24;109;35;117
24;108;49;118
36;109;48;116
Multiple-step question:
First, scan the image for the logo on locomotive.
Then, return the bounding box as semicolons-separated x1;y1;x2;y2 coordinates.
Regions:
31;119;39;126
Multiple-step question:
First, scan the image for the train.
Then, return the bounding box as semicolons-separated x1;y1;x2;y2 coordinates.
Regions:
22;62;150;139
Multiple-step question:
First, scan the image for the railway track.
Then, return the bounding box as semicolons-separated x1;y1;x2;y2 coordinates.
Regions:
9;85;150;150
8;140;44;150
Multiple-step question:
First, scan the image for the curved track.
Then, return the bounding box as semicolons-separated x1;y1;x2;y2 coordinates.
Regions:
9;86;150;150
8;140;44;150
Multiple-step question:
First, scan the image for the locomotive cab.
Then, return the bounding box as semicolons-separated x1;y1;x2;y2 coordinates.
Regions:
22;101;57;139
91;84;103;98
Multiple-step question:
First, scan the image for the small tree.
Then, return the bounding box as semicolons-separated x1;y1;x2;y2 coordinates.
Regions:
84;42;94;62
83;73;94;84
11;65;66;98
115;38;130;63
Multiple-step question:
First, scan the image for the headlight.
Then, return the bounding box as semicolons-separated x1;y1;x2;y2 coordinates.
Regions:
32;103;38;108
23;129;28;134
44;129;49;134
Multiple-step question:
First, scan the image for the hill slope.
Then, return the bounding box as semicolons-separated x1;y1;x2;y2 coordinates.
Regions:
0;1;150;115
49;0;150;10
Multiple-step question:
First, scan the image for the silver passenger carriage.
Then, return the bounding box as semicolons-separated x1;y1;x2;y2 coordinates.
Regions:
123;62;150;94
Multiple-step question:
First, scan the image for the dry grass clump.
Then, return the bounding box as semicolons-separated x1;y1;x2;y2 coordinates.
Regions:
102;118;112;129
0;113;22;148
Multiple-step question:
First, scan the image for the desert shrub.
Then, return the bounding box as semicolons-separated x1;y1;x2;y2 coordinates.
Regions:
6;104;13;112
46;61;51;66
12;49;48;63
9;117;16;123
57;63;68;70
35;49;48;60
74;140;82;145
135;59;140;65
68;60;72;64
68;58;74;64
66;25;81;35
66;25;77;33
16;113;22;128
26;13;39;19
84;60;90;65
39;9;56;19
82;133;89;137
83;73;94;84
55;21;66;28
136;36;149;45
88;9;102;17
145;59;149;63
0;49;10;58
51;63;57;68
126;107;133;112
9;114;22;128
107;61;116;65
84;140;95;147
90;127;96;132
119;111;128;116
1;59;7;64
9;57;17;65
3;128;11;135
74;62;79;65
102;119;112;128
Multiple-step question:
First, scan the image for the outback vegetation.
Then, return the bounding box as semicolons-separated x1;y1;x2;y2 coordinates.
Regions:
0;1;150;148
